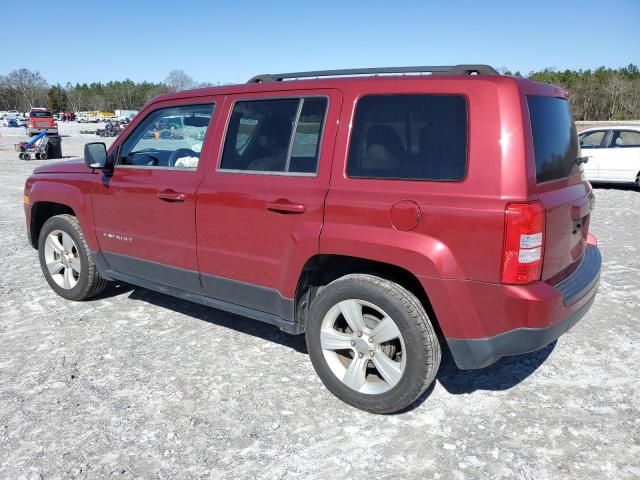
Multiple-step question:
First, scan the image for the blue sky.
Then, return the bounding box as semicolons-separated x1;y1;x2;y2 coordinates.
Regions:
1;0;638;85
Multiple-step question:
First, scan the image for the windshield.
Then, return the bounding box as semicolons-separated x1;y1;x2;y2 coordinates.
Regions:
527;96;580;183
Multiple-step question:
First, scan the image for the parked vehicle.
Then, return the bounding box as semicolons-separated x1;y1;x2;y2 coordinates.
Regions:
77;111;99;123
23;65;601;413
5;118;19;128
27;108;58;136
115;109;138;122
97;111;116;122
579;126;640;187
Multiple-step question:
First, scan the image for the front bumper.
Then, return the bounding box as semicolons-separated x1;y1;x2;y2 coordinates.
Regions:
423;243;601;369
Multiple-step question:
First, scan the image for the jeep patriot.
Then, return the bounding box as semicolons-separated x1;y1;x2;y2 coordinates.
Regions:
23;65;601;413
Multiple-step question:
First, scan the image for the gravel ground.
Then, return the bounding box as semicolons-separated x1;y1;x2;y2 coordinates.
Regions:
1;125;639;479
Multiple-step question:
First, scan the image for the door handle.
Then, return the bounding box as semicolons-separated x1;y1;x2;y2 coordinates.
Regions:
266;200;306;214
157;190;186;202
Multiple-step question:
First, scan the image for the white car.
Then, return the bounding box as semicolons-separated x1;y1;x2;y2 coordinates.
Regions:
579;126;640;187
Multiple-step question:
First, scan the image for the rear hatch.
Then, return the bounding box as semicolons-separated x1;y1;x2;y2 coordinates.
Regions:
30;110;53;128
527;95;594;283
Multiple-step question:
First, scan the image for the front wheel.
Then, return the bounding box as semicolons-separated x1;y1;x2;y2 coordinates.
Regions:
38;214;109;300
306;274;441;414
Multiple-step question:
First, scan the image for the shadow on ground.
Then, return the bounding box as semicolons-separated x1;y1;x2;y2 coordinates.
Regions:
590;182;639;191
436;341;555;394
125;285;307;353
109;283;556;409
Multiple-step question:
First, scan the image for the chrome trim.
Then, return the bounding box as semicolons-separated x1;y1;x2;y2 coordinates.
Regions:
215;168;317;177
284;99;304;172
115;164;200;172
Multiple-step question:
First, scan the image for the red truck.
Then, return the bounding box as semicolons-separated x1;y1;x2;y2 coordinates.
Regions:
23;65;601;413
27;108;58;136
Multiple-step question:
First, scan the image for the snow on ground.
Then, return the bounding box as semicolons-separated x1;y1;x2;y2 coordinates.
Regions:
0;128;639;479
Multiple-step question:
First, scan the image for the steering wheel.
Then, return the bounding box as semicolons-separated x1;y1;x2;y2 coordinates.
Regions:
168;148;198;167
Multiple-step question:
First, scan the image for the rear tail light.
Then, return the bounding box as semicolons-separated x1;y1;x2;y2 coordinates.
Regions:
501;201;545;284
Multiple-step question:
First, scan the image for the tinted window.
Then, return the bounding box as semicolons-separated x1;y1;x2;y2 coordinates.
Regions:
579;130;605;148
611;130;640;147
527;96;579;183
220;97;327;174
347;95;468;181
119;104;214;169
30;111;52;118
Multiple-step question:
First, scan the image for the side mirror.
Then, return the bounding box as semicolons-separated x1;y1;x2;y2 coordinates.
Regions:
84;142;108;169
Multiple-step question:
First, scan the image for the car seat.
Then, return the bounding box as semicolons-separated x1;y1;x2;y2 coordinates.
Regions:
362;125;406;172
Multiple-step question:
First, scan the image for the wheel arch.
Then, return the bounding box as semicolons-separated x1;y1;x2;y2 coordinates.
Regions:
293;254;443;339
28;180;97;249
29;201;76;248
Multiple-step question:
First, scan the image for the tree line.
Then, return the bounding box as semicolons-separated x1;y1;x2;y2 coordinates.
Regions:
1;66;639;120
0;69;211;113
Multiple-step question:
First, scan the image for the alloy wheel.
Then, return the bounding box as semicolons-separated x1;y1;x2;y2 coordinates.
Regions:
320;299;406;394
43;230;81;289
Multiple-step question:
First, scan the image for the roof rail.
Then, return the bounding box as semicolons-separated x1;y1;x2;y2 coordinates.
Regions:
247;64;499;83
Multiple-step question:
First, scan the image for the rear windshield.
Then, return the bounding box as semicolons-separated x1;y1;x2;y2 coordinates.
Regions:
30;111;52;118
527;96;579;183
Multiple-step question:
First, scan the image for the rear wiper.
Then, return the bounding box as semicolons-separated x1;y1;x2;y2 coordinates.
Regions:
574;156;590;165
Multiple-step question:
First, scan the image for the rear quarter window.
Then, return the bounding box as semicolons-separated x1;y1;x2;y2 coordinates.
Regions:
527;96;580;183
347;95;468;181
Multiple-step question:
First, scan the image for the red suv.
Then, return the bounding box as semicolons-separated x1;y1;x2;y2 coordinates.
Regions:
27;108;58;136
23;65;601;413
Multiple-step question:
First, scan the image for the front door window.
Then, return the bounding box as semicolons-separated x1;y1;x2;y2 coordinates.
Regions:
119;104;215;169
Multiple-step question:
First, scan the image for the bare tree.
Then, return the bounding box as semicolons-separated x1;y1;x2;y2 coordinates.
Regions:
164;69;195;92
4;68;48;110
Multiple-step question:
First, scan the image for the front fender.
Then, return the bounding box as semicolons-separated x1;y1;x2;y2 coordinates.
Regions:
28;179;97;251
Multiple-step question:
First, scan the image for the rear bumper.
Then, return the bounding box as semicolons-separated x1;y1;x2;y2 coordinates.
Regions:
447;291;596;369
28;127;58;134
422;243;601;369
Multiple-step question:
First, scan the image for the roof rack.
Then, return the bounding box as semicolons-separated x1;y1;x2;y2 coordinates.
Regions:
248;64;499;83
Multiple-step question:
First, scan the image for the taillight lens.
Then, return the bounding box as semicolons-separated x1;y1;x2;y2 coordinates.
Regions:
501;201;545;284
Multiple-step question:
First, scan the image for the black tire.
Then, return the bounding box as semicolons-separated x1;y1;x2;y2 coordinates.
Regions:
38;214;109;301
35;152;41;160
306;274;441;414
23;153;30;160
18;153;25;160
40;152;47;160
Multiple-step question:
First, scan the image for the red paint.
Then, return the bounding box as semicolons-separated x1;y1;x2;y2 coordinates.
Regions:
24;73;599;341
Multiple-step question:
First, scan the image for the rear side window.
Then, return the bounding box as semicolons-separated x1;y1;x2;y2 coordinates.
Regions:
347;95;468;181
220;97;328;174
527;96;579;183
611;130;640;147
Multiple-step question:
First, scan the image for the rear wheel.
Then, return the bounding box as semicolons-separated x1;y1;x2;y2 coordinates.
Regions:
38;214;109;301
23;153;30;160
306;274;441;414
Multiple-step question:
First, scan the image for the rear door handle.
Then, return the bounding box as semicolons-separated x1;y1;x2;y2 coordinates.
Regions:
266;200;306;214
157;190;186;202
